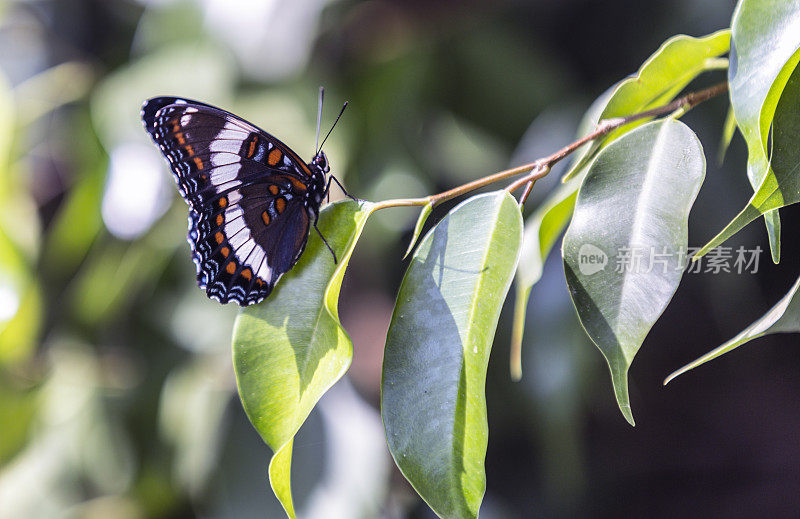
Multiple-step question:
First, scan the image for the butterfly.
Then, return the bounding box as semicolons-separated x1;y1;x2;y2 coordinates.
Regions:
141;91;350;306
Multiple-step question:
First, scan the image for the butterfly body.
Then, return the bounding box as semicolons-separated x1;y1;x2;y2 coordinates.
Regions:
141;97;333;306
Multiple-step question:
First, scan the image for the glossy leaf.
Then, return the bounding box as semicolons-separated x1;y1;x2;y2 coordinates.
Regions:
562;30;729;182
665;272;800;385
562;120;705;425
511;179;580;380
510;84;613;379
696;1;800;260
382;191;522;519
232;200;373;518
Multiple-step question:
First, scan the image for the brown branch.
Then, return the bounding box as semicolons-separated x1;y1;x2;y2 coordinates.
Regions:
373;81;728;212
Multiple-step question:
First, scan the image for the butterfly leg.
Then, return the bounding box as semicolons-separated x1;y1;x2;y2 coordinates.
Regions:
314;219;338;264
325;175;360;202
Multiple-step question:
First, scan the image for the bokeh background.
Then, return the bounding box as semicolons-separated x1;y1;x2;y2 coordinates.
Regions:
2;0;800;517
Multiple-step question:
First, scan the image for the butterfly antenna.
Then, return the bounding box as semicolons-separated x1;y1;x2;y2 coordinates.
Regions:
317;101;348;152
315;87;324;155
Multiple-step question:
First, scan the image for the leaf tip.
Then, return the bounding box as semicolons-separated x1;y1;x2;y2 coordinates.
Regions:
620;405;636;427
509;285;529;383
609;367;634;426
663;371;680;386
402;241;415;260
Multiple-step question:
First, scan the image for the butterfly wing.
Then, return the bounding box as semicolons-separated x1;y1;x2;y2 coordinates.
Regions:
142;97;319;305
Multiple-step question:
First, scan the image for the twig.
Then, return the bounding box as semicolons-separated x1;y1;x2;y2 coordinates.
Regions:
372;81;728;212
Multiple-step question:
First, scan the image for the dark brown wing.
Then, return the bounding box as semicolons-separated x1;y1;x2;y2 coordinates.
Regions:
142;97;315;305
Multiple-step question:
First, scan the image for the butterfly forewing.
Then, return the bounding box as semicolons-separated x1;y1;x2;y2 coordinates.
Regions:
142;96;324;306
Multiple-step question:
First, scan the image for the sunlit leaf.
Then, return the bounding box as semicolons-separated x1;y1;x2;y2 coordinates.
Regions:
718;105;737;165
696;1;800;261
232;200;374;518
562;30;729;182
403;201;433;259
562;120;705;425
511;178;581;380
382;191;522;519
665;272;800;385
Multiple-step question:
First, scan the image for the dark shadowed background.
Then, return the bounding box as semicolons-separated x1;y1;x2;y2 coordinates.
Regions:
2;0;799;517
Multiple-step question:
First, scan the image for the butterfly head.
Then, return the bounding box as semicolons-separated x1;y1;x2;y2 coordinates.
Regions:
311;151;330;174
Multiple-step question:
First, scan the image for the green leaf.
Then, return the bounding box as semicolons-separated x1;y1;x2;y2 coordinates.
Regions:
232;200;373;518
382;191;522;519
665;272;800;385
562;30;730;182
403;201;433;259
695;55;800;259
510;178;581;380
562;120;705;425
718;104;737;165
696;1;800;260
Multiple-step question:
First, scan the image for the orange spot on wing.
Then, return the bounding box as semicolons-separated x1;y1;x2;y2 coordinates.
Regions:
247;139;257;158
175;132;186;145
221;246;230;257
241;268;252;280
261;211;271;225
256;278;264;286
215;231;224;244
218;197;228;208
288;177;308;192
268;185;279;195
171;121;180;132
226;261;236;274
275;197;286;214
216;214;224;226
185;144;195;156
193;156;204;170
268;148;282;166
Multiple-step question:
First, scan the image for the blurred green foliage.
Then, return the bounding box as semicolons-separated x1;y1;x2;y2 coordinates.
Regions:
3;0;798;518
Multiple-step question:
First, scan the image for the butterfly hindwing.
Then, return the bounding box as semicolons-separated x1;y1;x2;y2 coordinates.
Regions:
189;178;311;305
142;96;323;306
